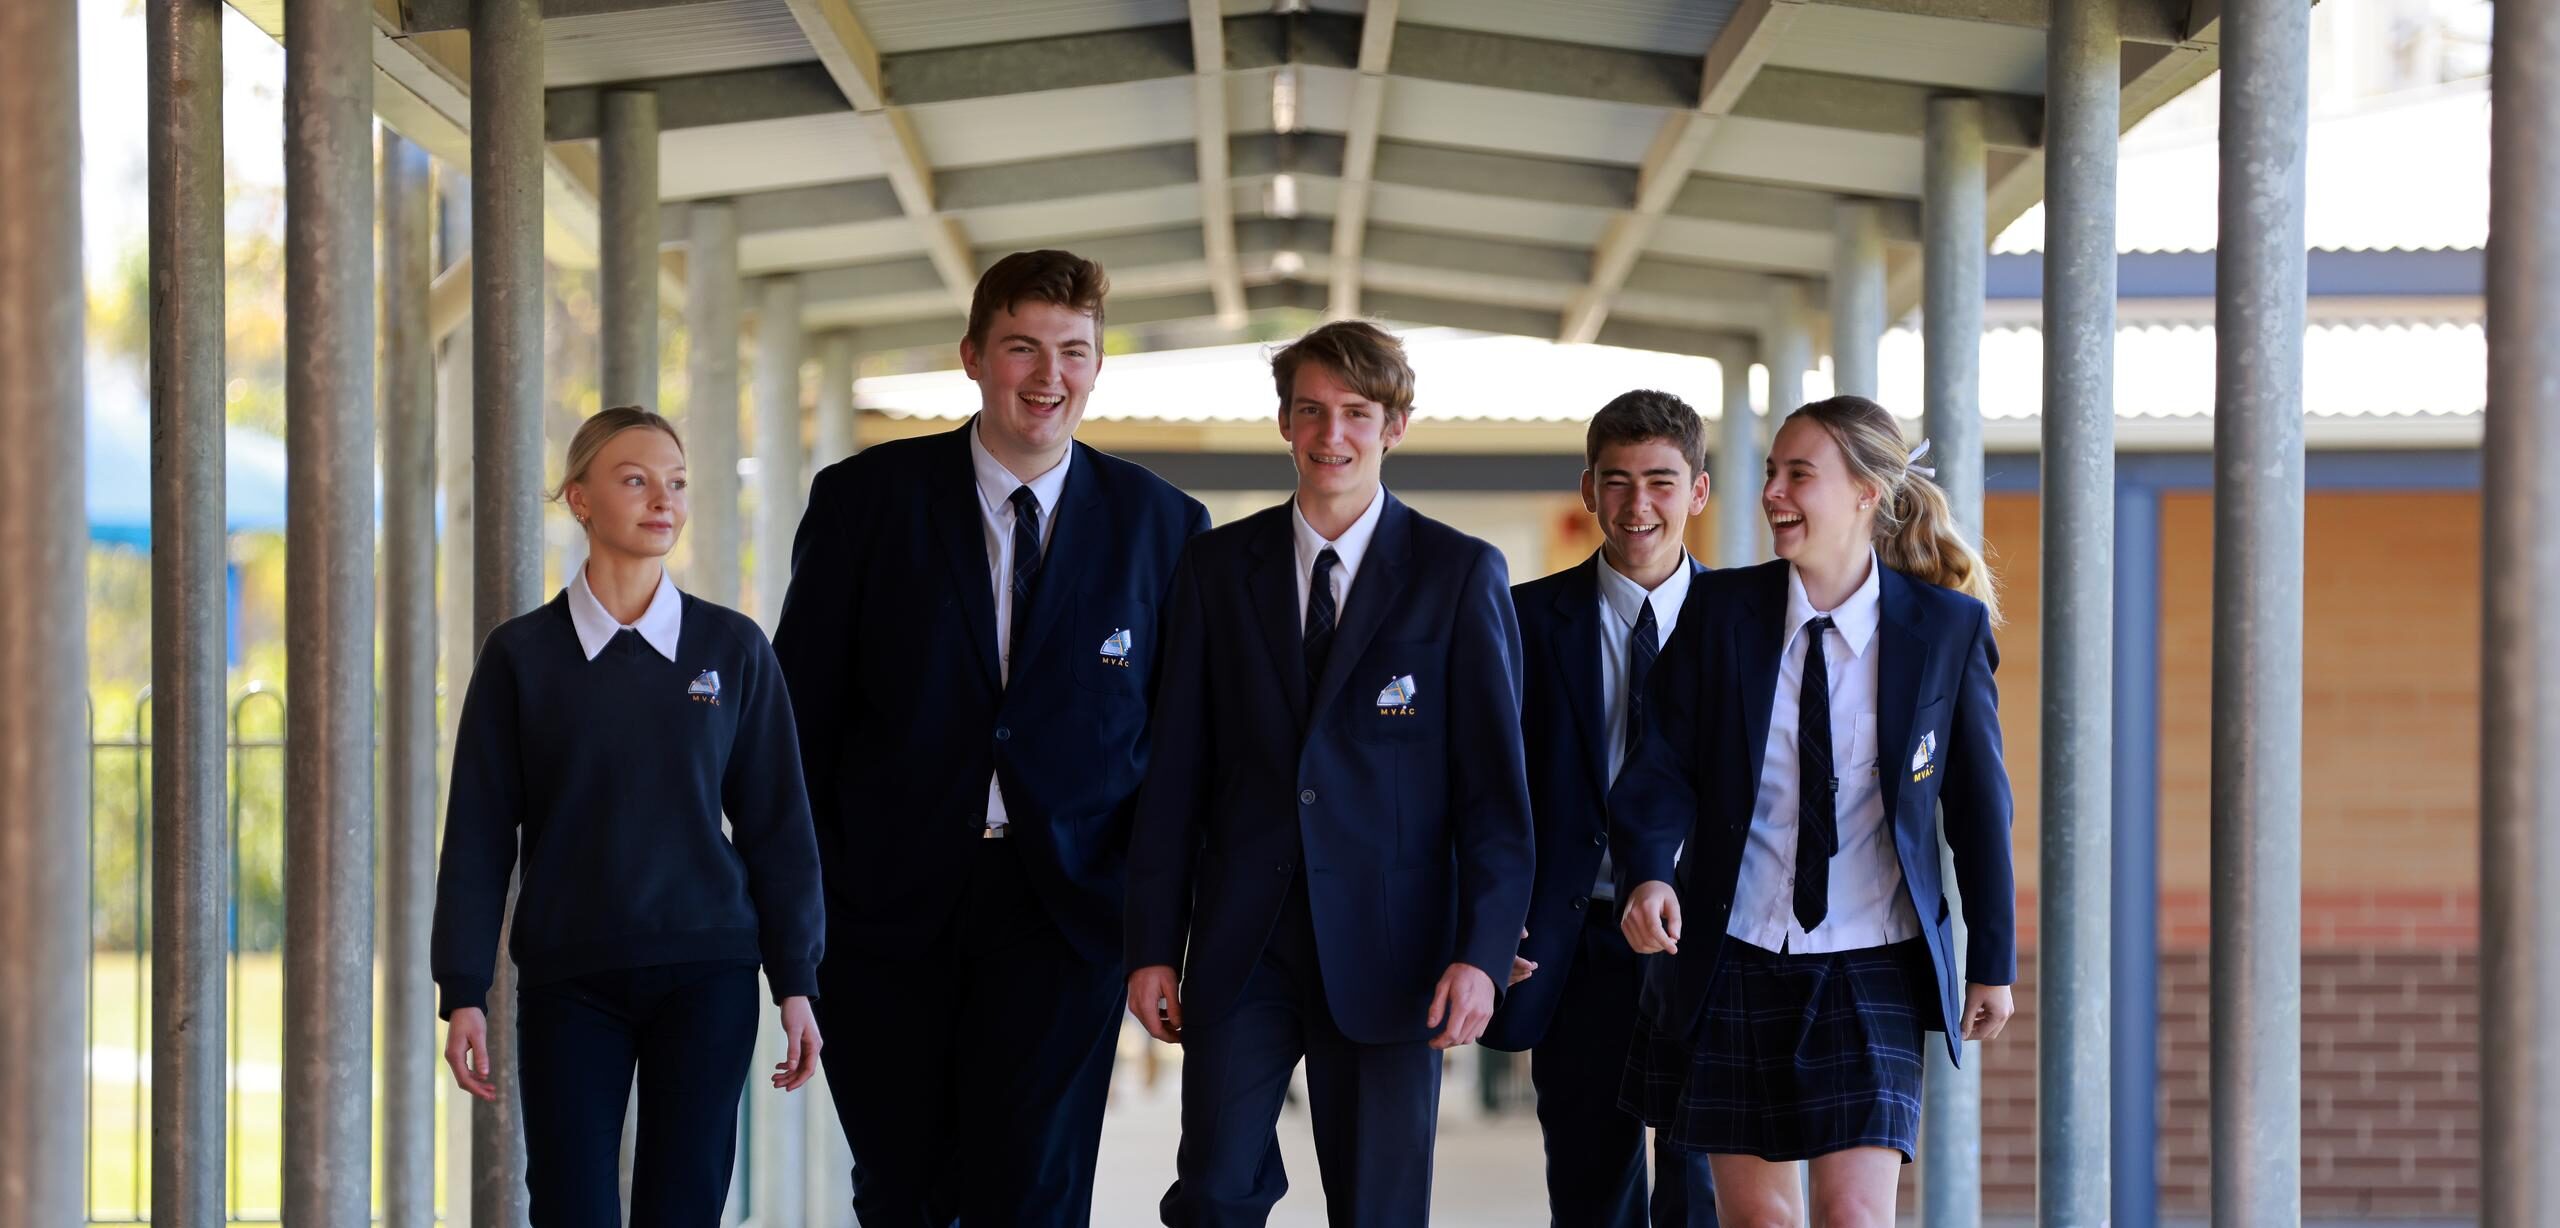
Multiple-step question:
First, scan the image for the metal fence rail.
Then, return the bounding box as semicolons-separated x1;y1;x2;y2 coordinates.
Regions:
83;683;291;1226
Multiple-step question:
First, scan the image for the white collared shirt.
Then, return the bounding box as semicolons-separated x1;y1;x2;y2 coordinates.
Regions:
1592;552;1695;900
1726;552;1921;954
967;419;1072;830
1290;486;1387;629
567;564;683;662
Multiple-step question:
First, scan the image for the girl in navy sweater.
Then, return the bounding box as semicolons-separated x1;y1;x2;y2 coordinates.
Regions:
1610;395;2017;1228
432;406;825;1227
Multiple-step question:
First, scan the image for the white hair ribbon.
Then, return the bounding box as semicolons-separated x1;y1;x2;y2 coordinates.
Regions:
1907;438;1937;480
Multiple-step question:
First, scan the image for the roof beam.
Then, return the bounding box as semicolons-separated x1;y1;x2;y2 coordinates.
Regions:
1799;0;2193;48
1191;0;1247;325
1732;67;2041;149
1558;0;1804;344
547;63;844;140
394;0;719;32
1329;0;1400;319
778;0;975;307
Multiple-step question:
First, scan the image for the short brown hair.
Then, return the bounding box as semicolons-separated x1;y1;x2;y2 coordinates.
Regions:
965;250;1109;349
551;405;684;503
1270;320;1416;426
1584;389;1705;475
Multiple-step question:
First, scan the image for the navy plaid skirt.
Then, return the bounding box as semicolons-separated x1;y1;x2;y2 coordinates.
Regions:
1619;938;1929;1162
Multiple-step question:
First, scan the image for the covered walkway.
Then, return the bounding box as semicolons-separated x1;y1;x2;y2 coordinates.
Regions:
1;0;2557;1225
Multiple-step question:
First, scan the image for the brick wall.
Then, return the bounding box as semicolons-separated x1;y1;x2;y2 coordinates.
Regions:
1960;491;2482;1218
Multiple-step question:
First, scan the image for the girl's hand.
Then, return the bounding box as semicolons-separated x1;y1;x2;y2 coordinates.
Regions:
773;996;824;1091
1960;982;2014;1041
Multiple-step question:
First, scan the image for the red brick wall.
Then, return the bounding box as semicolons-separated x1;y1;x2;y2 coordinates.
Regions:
1944;492;2484;1218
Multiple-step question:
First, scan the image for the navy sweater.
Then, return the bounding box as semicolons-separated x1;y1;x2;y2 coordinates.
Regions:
430;591;825;1019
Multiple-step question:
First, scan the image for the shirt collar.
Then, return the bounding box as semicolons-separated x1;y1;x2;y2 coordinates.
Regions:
568;564;683;662
1783;551;1882;659
969;417;1073;520
1290;485;1387;579
1594;550;1696;632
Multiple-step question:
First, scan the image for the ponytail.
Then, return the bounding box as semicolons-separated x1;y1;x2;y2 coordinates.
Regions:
1783;396;2002;626
1880;469;2001;625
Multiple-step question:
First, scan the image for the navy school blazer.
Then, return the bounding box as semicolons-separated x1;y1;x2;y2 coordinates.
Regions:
1123;492;1536;1046
771;421;1211;968
1481;551;1710;1054
1607;558;2017;1065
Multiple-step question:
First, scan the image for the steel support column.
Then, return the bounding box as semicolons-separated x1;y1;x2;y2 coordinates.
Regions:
435;167;480;1225
815;332;858;469
687;201;744;606
754;276;806;628
2212;0;2310;1220
0;0;89;1217
1918;92;1985;1228
148;0;228;1219
1830;201;1887;400
381;127;440;1228
602;88;659;409
1715;339;1761;568
473;0;545;1221
281;0;377;1217
2039;0;2119;1220
2480;0;2560;1220
1764;278;1812;416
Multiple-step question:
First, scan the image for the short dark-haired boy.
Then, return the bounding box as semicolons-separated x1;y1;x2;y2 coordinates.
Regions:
1482;390;1721;1225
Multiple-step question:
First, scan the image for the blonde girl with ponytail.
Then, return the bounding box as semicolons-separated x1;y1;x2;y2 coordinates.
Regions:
1609;394;2018;1228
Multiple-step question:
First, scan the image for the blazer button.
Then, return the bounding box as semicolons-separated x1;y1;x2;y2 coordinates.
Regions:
1299;788;1317;805
994;727;1011;742
1570;896;1588;910
1276;862;1293;875
1592;834;1606;847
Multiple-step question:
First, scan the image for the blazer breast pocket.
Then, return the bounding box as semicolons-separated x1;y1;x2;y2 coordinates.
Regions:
1353;638;1441;740
1069;599;1153;697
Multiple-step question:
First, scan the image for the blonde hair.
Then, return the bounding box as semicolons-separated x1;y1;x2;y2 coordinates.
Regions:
1784;395;2000;625
551;405;685;506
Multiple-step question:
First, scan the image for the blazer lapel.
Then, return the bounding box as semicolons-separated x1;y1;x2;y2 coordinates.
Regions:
1551;555;1610;799
1245;507;1310;729
1309;493;1410;721
1007;443;1101;676
1874;566;1931;819
932;424;1002;692
1732;560;1789;798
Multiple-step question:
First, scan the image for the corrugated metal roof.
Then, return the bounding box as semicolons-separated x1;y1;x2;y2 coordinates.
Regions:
855;321;2488;430
1995;77;2489;256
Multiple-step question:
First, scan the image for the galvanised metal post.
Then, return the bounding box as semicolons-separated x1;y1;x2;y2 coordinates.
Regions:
436;166;481;1225
602;88;660;410
2040;0;2119;1220
148;0;228;1218
2212;0;2310;1221
1919;91;1985;1228
815;332;858;469
754;275;806;629
1764;278;1811;416
0;0;90;1217
281;0;377;1216
2480;0;2560;1221
1829;201;1886;400
687;201;745;606
472;0;545;1220
1714;339;1760;568
381;127;440;1228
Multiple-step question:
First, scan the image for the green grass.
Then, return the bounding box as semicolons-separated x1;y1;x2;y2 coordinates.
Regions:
82;952;450;1225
